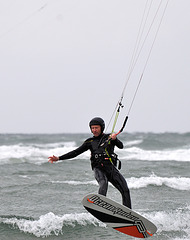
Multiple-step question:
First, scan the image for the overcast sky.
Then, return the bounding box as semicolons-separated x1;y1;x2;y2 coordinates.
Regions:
0;0;190;133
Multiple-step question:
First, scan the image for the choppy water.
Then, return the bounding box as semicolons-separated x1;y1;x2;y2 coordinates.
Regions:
0;133;190;240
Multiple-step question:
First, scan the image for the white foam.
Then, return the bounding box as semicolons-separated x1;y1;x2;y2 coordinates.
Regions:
128;173;190;191
144;206;190;239
1;207;189;239
1;141;190;165
50;180;98;186
1;212;105;237
121;147;190;162
0;144;76;165
50;174;190;191
124;140;143;147
0;143;90;165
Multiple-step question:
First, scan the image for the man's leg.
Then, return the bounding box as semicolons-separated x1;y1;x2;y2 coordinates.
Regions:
109;168;132;209
94;167;108;196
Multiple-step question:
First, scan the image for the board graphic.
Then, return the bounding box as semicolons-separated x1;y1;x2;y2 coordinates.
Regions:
82;193;157;238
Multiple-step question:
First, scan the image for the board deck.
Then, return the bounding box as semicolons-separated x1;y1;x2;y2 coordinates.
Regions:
82;193;157;238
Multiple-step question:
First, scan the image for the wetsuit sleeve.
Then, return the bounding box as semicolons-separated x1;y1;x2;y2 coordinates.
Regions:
112;138;123;149
59;141;89;160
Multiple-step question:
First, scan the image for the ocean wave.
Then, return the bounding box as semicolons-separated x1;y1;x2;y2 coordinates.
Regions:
121;147;190;162
145;206;190;239
1;206;189;239
128;174;190;191
0;142;190;165
50;180;98;186
0;212;105;237
49;174;190;191
124;139;143;147
0;144;81;165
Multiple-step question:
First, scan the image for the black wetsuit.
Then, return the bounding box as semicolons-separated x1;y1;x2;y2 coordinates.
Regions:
59;133;132;209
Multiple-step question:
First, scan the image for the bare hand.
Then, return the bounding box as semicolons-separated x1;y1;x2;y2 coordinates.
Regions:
48;155;59;163
110;133;117;140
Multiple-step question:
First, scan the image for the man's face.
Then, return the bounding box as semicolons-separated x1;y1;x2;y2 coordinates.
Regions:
91;125;102;137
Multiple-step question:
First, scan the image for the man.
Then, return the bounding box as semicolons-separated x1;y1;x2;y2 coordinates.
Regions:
48;117;132;209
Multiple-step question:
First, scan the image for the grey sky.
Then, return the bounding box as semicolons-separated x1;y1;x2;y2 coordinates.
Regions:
0;0;190;133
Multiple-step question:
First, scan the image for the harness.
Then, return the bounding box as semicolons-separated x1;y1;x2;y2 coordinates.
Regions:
91;152;121;170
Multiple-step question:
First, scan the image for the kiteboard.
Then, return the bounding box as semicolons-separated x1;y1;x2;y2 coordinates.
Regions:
82;193;157;238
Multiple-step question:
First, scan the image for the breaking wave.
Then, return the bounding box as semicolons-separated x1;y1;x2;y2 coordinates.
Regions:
1;206;189;239
0;143;190;165
49;174;190;191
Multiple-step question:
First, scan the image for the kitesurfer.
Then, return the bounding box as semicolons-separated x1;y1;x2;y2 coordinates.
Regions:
48;117;132;209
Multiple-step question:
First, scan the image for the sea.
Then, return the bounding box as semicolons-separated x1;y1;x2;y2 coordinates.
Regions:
0;132;190;240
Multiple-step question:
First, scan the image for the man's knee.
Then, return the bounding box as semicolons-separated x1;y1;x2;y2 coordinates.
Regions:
98;180;107;196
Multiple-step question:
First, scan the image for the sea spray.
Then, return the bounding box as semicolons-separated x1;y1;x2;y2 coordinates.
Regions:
0;212;105;237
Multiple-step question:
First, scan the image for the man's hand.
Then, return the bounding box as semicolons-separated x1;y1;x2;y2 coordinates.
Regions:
48;155;59;163
110;133;117;140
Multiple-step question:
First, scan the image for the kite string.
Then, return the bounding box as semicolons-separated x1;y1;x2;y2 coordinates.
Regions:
122;0;163;100
0;2;48;39
108;0;170;133
121;0;153;100
105;0;152;133
127;0;170;116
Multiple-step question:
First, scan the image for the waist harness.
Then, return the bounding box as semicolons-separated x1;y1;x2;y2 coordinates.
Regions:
91;152;121;170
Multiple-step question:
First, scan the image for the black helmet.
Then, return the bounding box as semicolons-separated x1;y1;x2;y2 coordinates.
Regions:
89;117;105;132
